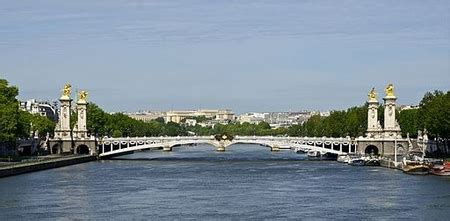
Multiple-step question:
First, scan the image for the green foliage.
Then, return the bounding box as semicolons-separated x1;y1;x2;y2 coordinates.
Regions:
17;111;56;138
31;114;56;137
70;110;77;130
86;103;109;136
0;78;55;143
398;109;419;137
183;116;210;123
154;117;165;124
186;121;287;137
378;105;384;126
86;102;187;137
0;79;19;142
417;90;450;138
111;129;122;138
287;105;368;138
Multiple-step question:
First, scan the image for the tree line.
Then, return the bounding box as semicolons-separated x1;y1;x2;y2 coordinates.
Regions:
398;90;449;139
85;103;188;137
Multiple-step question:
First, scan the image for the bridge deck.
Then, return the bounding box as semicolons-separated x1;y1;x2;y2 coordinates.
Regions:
98;136;355;157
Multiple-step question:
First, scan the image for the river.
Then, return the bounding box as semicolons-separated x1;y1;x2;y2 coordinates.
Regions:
0;144;449;220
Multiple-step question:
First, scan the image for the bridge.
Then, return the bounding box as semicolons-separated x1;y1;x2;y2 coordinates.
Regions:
98;136;356;158
50;83;415;158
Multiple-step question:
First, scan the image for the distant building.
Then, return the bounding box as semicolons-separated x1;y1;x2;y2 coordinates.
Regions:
237;112;267;124
165;109;235;124
237;111;312;127
19;99;58;121
185;119;197;127
319;111;330;117
126;109;235;124
127;111;165;122
399;105;419;111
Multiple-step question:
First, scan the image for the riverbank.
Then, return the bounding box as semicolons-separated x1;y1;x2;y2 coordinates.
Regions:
0;155;96;178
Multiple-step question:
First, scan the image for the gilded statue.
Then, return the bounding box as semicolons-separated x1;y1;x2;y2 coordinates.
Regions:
385;83;395;97
62;84;71;97
368;87;377;101
79;90;88;101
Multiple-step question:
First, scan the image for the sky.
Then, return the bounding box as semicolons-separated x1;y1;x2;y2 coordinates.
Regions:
1;0;449;113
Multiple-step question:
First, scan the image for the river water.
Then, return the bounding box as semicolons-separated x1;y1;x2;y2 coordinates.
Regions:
1;144;449;220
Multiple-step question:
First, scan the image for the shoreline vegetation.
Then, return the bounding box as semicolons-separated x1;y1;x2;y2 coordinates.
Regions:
1;78;449;158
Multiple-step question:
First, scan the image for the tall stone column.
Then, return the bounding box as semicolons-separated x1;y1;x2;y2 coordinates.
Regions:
74;90;88;139
383;84;401;138
50;84;74;154
366;88;382;138
55;84;72;140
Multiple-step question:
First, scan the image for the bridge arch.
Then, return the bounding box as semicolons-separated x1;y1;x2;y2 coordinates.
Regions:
76;144;90;155
51;143;60;154
167;141;221;149
226;141;278;151
365;145;379;156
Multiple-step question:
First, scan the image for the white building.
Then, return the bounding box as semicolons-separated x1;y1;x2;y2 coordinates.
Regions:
237;112;268;124
185;119;197;127
19;99;58;121
127;111;165;122
165;109;235;124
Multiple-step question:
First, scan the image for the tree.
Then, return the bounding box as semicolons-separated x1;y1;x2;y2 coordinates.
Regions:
398;109;419;137
418;91;449;139
0;79;20;142
86;103;109;136
31;113;56;137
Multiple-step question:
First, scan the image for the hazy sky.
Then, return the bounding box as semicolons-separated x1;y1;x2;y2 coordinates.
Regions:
1;0;449;113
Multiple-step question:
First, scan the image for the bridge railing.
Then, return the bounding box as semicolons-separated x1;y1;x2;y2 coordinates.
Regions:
99;135;353;142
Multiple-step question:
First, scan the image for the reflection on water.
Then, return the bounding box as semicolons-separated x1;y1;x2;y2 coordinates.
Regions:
0;144;449;220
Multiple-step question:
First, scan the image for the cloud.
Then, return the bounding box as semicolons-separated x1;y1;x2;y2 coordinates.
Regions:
1;0;448;49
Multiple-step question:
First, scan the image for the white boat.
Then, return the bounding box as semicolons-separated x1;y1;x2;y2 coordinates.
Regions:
348;158;365;166
294;146;309;154
337;154;350;163
364;157;380;166
307;150;321;158
278;145;291;149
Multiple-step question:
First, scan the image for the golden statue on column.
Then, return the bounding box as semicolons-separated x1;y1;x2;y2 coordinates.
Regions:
61;83;71;99
78;90;88;103
368;87;377;101
385;83;395;97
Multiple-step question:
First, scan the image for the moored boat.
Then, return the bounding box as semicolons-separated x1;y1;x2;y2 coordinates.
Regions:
320;152;338;161
307;150;321;158
430;161;450;176
364;158;380;166
348;158;365;166
337;154;349;163
402;161;430;175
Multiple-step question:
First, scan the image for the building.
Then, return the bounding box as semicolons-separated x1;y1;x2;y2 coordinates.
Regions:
237;111;312;127
165;109;235;124
127;111;165;122
399;105;419;111
237;112;268;124
19;99;58;121
184;119;197;127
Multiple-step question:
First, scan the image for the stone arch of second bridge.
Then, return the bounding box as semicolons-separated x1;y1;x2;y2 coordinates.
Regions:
226;140;281;151
163;140;222;151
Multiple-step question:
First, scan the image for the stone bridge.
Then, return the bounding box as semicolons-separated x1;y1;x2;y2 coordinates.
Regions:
98;136;356;158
